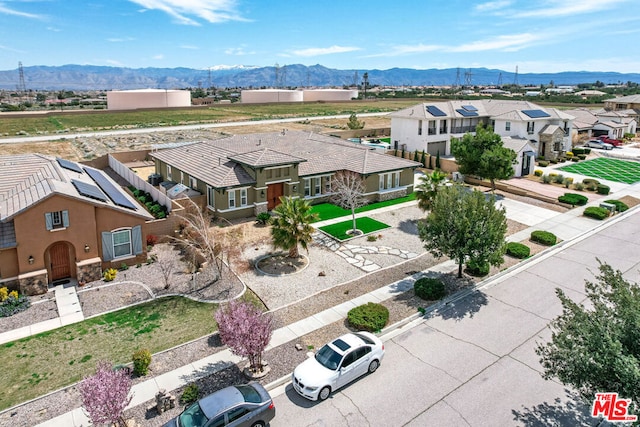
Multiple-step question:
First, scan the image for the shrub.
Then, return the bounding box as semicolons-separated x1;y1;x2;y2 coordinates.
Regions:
541;174;552;184
583;148;591;154
534;169;543;177
558;193;588;206
563;177;573;188
0;292;30;317
584;206;610;220
0;287;7;302
146;234;158;246
414;277;446;301
132;348;152;376
582;178;600;186
255;212;271;225
181;383;199;405
604;200;629;212
572;147;585;155
577;154;587;160
347;302;389;332
549;159;558;164
506;242;530;259
553;174;564;184
566;152;574;158
531;230;557;246
571;157;579;162
538;160;550;167
597;184;610;195
366;235;377;242
103;268;117;282
466;260;490;277
119;263;129;271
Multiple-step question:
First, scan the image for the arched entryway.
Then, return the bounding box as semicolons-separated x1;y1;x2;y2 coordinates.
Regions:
47;241;73;282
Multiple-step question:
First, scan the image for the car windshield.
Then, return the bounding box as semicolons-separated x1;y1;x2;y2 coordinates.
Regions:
236;384;262;404
315;344;343;370
178;402;209;427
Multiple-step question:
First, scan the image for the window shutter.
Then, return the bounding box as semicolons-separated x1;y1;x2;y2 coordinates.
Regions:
132;225;143;255
62;210;69;228
45;213;53;230
101;231;114;261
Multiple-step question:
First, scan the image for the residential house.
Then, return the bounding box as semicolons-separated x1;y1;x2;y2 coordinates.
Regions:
565;107;637;141
149;131;421;220
502;137;537;177
0;154;153;295
390;100;574;174
603;94;640;127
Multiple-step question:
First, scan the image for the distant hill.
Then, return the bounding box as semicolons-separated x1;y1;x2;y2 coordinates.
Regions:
0;64;639;91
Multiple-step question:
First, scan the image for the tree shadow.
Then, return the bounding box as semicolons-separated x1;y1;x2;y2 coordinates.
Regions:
511;389;595;427
398;219;419;236
422;272;488;321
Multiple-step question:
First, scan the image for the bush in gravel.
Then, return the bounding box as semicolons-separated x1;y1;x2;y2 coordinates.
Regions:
506;242;530;259
584;206;610;220
255;212;271;225
558;193;588;207
103;268;117;282
574;182;585;191
531;230;557;246
572;147;585;155
534;169;543;177
414;277;446;301
180;383;199;405
0;292;30;317
597;184;610;195
604;200;629;212
132;348;152;376
538;160;550;167
465;260;490;277
553;174;565;184
541;174;552;184
347;302;389;332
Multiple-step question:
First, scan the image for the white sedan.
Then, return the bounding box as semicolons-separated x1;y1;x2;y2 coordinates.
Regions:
584;140;613;150
292;331;385;401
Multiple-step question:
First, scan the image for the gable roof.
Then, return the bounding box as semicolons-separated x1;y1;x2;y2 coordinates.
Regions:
150;131;421;188
0;154;153;222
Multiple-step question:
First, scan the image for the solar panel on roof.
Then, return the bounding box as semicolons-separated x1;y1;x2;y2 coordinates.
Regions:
522;109;551;118
426;105;447;117
57;158;83;174
72;179;107;202
456;109;479;117
462;105;478;112
84;167;137;210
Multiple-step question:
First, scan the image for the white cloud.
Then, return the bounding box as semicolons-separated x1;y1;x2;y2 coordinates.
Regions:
475;1;513;12
451;33;541;52
180;44;199;50
290;45;361;57
107;37;135;42
512;0;630;18
152;54;164;60
0;2;45;19
129;0;248;26
105;59;125;66
224;46;255;56
46;26;61;32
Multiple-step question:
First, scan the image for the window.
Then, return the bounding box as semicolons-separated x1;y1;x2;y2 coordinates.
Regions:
45;210;69;230
554;140;562;152
227;407;250;423
439;120;447;134
505;121;511;131
304;179;310;197
240;188;247;206
315;177;321;195
379;175;384;191
490;120;495;129
394;172;400;188
166;165;172;181
386;173;392;189
101;226;142;261
527;121;535;134
189;176;197;189
275;168;281;178
207;186;215;209
418;120;423;135
379;172;401;191
325;176;331;193
266;169;272;179
428;120;436;135
228;190;236;208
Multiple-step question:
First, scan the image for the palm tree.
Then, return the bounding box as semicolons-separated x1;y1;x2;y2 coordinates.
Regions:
270;197;318;258
415;169;448;211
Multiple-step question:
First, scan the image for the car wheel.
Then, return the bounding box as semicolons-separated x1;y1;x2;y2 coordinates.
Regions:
318;386;331;401
250;422;265;427
368;359;380;374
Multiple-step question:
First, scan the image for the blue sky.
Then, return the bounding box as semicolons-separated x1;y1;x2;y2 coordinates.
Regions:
1;0;639;73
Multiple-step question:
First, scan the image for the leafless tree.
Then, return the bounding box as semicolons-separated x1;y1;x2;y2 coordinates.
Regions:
330;170;367;235
155;253;175;290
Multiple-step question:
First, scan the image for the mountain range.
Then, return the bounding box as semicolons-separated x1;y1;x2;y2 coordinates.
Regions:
1;64;639;91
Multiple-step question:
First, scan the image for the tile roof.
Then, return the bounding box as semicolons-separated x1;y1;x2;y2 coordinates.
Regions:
0;154;152;222
150;131;421;188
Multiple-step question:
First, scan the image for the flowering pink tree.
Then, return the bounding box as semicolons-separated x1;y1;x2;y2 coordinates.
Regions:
215;300;273;373
79;360;133;427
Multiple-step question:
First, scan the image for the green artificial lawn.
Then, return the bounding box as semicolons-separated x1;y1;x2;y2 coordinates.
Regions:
310;192;416;222
319;217;390;241
559;157;640;184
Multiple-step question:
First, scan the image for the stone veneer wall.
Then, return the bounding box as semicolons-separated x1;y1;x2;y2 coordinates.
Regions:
76;261;103;284
19;271;48;296
378;188;407;202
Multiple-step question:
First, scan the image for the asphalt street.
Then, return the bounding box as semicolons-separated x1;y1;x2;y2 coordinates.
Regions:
269;207;640;426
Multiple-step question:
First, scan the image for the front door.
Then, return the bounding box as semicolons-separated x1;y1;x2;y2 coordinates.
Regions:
267;183;284;210
522;153;531;176
50;242;71;281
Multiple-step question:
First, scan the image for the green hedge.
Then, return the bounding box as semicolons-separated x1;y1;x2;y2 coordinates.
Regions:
558;193;588;206
597;184;610;195
572;147;585;155
582;178;600;186
506;242;530;259
465;260;490;277
604;200;629;212
414;277;446;301
584;206;610;220
531;230;557;246
347;302;389;332
538;160;550;167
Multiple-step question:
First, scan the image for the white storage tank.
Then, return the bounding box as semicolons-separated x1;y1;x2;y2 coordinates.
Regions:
302;89;358;101
107;89;191;110
241;89;303;103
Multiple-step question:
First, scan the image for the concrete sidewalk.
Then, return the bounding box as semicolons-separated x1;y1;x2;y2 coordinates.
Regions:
29;181;640;426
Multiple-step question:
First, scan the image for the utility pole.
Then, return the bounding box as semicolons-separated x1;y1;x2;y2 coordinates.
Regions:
362;72;369;99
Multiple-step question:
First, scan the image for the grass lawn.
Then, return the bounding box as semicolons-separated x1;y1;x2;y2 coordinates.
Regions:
559;157;640;184
0;296;217;411
310;193;416;222
319;217;390;241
